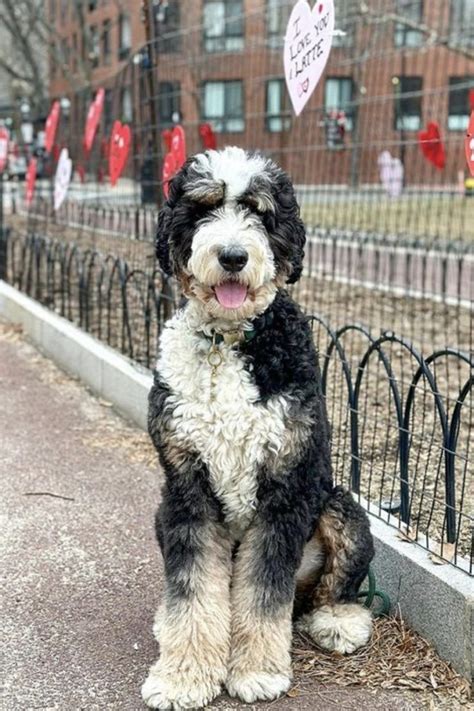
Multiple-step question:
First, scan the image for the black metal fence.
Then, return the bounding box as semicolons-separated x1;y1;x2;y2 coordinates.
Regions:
1;226;471;574
1;1;472;573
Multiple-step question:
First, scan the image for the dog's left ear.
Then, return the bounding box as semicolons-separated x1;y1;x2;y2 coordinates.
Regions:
272;171;306;284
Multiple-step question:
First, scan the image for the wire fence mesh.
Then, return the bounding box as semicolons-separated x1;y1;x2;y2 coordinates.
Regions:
1;0;473;573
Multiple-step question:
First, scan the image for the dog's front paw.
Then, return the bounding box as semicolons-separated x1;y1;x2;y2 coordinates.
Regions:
226;670;291;703
141;663;223;709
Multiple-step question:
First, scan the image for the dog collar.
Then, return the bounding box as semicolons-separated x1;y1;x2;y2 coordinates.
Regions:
202;328;256;347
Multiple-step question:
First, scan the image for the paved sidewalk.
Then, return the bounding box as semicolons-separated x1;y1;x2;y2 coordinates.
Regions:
0;325;430;710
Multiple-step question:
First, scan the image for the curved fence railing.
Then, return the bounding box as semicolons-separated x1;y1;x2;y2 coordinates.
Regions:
1;229;472;575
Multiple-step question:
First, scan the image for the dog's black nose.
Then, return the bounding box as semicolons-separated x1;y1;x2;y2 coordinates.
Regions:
218;247;249;273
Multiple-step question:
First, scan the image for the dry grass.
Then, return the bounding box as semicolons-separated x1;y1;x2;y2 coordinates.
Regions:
291;613;471;707
301;194;474;244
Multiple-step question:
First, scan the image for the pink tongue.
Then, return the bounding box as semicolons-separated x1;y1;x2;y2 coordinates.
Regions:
214;283;248;309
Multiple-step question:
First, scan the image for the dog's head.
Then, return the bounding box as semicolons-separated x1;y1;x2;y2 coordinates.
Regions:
156;146;305;321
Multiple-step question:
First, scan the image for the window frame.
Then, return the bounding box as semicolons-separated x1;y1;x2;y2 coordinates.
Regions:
394;76;423;132
102;19;111;65
158;81;181;127
203;0;244;54
118;13;132;60
324;76;355;131
394;0;424;48
155;1;181;53
201;80;245;133
448;76;474;131
265;78;291;133
450;0;474;48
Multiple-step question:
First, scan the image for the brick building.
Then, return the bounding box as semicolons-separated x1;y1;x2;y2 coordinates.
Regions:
48;0;146;140
49;1;474;187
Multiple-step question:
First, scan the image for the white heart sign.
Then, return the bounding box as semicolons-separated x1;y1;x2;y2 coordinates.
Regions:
284;0;335;116
54;148;72;211
377;151;404;198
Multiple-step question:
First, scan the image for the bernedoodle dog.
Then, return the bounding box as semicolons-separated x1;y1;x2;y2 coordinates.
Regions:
142;147;374;709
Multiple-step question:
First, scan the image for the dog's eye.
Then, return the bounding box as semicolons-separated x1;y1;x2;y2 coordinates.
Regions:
188;198;222;215
239;196;264;215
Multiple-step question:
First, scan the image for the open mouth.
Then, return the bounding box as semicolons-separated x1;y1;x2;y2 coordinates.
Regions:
213;282;248;309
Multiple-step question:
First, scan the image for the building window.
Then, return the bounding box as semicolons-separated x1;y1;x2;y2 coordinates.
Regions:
324;77;354;130
394;0;423;47
102;20;111;64
203;0;244;53
104;89;113;133
158;82;181;127
49;0;56;21
333;0;354;47
72;33;78;72
50;43;57;78
265;79;291;132
448;77;474;131
202;80;244;132
450;0;474;47
121;87;133;123
394;76;422;131
90;25;99;68
155;1;181;53
266;0;290;49
60;0;68;24
118;14;132;60
88;0;98;10
60;38;69;70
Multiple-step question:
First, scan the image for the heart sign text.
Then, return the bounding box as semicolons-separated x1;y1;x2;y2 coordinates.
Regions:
109;121;131;187
54;148;72;211
84;88;105;155
284;0;335;116
465;111;474;177
45;101;61;154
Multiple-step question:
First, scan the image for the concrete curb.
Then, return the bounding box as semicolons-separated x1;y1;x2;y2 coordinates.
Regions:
1;279;472;684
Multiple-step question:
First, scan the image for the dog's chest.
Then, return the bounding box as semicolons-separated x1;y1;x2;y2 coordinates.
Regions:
157;319;289;534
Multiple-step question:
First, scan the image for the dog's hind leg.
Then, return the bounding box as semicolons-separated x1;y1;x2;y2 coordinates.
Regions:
296;487;374;654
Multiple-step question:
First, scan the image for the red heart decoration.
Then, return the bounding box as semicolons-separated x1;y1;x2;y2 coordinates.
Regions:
0;126;9;173
418;121;445;170
162;125;187;198
25;158;37;206
109;121;131;187
170;125;186;168
45;101;61;155
469;90;474;112
465;111;474;177
161;129;172;152
199;123;217;150
84;88;104;155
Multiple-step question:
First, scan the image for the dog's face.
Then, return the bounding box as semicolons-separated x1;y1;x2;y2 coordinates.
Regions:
156;147;306;321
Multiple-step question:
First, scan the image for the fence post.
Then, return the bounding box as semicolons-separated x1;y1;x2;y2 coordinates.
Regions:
0;176;8;281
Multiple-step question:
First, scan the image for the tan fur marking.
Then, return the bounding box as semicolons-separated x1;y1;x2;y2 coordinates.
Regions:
142;524;232;708
312;508;356;607
226;526;292;697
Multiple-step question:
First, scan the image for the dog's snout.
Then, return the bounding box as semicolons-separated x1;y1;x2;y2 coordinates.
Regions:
218;247;249;273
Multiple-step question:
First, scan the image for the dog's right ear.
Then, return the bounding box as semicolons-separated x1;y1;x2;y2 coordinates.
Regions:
155;203;173;276
156;159;195;276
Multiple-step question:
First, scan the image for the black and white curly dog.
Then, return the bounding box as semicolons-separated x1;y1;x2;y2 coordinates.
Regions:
142;147;374;709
